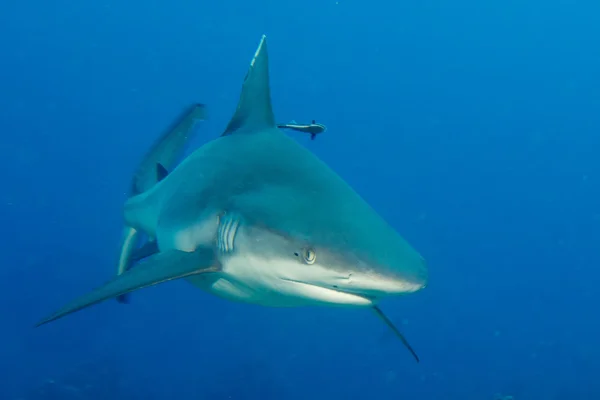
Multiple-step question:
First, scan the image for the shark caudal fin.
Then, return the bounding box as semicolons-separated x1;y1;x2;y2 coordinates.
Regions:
116;104;207;303
131;104;207;195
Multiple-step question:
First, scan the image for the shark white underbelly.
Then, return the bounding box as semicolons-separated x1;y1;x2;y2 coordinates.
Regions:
186;254;374;307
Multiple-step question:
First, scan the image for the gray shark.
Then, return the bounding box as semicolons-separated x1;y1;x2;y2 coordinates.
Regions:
36;35;428;362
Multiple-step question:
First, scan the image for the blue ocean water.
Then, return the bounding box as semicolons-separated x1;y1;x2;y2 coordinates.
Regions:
1;0;599;399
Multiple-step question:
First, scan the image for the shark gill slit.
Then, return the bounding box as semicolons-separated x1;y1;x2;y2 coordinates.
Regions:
218;214;239;253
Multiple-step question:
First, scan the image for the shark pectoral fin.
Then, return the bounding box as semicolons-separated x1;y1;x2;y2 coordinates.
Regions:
35;249;220;327
372;306;420;363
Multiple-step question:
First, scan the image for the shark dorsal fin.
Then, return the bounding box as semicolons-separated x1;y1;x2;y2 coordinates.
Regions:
222;35;276;136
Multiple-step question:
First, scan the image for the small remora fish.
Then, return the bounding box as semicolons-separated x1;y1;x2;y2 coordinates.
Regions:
36;35;428;363
277;120;327;140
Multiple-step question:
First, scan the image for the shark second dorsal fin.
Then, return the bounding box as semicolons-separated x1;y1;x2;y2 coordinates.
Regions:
222;35;276;136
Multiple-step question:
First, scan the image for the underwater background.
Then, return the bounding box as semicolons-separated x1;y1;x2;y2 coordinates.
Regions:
1;0;599;399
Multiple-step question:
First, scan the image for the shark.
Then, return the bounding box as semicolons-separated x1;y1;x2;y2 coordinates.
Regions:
36;35;429;362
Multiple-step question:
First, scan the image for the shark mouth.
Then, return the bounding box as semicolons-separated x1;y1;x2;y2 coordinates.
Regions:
279;278;374;307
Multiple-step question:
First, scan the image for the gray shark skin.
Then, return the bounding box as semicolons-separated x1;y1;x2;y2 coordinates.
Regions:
36;35;428;362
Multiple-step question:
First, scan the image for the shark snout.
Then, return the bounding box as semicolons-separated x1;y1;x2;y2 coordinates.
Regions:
348;270;425;296
339;257;428;298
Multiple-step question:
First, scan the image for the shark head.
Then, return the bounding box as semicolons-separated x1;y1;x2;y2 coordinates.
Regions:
219;175;429;308
236;225;427;307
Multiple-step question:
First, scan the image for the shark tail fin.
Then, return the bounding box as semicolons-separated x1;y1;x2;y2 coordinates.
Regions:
117;104;207;304
372;306;420;363
131;103;207;195
222;35;276;136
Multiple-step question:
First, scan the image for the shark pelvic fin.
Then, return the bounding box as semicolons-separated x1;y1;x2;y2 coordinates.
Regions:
372;306;420;363
36;249;220;327
129;240;159;263
117;237;161;304
222;35;276;136
115;226;141;304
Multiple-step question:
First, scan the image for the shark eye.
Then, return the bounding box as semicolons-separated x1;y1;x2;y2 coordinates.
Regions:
303;248;316;264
